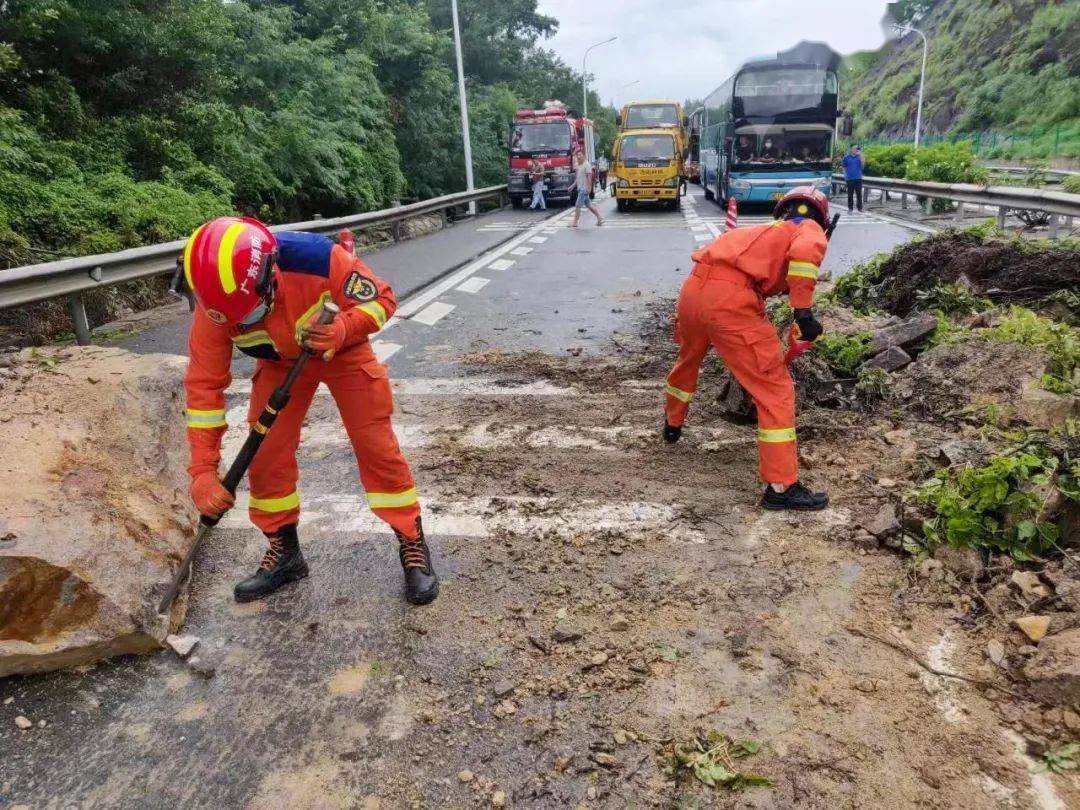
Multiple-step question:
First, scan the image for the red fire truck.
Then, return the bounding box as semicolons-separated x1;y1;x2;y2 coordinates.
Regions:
508;102;595;208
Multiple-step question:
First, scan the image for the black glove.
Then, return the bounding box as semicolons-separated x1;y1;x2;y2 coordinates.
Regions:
793;308;823;342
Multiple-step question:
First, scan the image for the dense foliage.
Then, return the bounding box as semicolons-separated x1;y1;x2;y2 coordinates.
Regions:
842;0;1080;159
0;0;615;267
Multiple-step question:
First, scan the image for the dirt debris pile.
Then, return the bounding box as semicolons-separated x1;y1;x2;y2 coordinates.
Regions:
0;346;194;676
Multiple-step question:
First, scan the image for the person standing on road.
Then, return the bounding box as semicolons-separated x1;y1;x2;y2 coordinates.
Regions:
528;157;547;211
662;186;831;511
181;217;439;606
597;155;610;191
843;144;864;212
569;148;604;229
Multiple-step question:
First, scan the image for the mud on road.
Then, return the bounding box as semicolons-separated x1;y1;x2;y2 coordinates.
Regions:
2;313;1077;809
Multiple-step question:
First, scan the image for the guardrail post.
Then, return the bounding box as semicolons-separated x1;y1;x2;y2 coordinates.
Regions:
67;293;92;346
1048;214;1060;240
901;193;908;209
997;206;1007;229
954;201;964;223
923;197;933;215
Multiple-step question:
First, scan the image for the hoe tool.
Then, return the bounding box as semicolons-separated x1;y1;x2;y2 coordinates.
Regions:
157;301;340;615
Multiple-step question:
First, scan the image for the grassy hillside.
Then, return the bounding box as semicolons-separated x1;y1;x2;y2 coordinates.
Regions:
841;0;1080;159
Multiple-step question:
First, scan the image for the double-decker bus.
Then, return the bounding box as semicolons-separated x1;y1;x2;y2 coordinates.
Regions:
700;42;849;207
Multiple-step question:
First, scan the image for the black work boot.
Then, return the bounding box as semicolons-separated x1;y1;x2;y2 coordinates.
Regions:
234;524;309;603
394;518;439;606
761;482;829;512
662;421;682;444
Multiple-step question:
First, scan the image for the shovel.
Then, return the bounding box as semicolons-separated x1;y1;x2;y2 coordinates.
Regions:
157;301;340;615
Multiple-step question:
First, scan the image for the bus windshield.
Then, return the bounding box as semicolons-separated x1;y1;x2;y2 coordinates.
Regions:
625;104;680;129
734;68;837;118
619;134;675;165
511;122;571;154
731;131;832;167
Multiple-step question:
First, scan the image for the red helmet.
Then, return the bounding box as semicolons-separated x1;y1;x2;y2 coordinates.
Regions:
182;217;278;325
773;185;829;228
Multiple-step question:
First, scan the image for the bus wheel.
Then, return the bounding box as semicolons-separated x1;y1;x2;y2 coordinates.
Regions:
703;182;714;201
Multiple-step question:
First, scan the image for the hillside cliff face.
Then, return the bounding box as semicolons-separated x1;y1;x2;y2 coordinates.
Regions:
842;0;1079;142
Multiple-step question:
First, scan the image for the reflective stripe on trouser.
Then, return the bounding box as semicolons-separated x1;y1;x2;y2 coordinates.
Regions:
246;348;421;537
663;272;799;485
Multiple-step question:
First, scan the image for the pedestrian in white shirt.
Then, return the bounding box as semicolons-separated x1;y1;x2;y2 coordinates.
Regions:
570;149;604;228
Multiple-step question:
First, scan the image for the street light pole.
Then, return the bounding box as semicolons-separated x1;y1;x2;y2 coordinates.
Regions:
450;0;476;212
582;36;617;117
899;24;929;148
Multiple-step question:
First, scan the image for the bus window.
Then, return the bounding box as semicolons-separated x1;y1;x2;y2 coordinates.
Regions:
731;131;832;166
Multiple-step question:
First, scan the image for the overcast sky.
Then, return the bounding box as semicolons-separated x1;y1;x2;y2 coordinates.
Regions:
535;0;893;107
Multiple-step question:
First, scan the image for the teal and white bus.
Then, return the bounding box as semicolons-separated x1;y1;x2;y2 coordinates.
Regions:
700;42;849;207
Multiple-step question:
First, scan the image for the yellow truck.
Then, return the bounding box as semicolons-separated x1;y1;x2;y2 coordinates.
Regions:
610;128;683;211
617;100;688;157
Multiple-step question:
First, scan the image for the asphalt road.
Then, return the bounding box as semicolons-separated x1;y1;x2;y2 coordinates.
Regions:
0;187;921;808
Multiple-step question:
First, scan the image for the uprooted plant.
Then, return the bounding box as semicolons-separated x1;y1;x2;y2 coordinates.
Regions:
660;731;772;791
985;306;1080;393
916;429;1080;561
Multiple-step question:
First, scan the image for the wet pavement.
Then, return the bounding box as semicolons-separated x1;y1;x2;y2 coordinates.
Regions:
0;187;923;808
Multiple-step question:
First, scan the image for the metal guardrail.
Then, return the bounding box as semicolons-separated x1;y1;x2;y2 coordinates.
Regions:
831;174;1080;232
984;165;1080;182
0;185;508;344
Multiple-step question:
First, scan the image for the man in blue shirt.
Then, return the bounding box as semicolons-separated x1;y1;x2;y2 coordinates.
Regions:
842;145;864;212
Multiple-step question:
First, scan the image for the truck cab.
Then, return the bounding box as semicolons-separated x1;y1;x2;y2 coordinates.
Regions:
610;128;682;212
508;103;595;208
617;100;688;159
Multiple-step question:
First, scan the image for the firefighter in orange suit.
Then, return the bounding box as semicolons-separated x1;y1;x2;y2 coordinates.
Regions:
181;216;438;605
663;186;832;511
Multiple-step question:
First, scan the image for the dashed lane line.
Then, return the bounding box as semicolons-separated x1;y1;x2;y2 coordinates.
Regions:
487;258;515;271
411;301;455;326
456;276;490;294
372;341;403;363
509;245;533;256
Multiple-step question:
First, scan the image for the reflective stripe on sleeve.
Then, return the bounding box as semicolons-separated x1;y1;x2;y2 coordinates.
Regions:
787;261;819;280
758;427;797;443
366;487;418;510
248;491;300;513
232;329;275;349
186;408;227;429
664;383;694;403
358;301;388;329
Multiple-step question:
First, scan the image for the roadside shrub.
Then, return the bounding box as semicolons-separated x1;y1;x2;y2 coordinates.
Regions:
915;282;993;316
918;444;1072;560
904;141;988;185
861;143;914;178
814;332;871;376
1064;176;1080;194
986;306;1080;393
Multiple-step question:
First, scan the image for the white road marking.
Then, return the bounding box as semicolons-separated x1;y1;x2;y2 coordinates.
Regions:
372;341;403;362
411;301;455;326
487;258;515;271
528;236;548;244
509;246;533;256
456;276;490;294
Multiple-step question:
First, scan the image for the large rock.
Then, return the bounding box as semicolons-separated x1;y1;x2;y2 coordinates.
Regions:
1024;628;1080;705
1012;378;1079;429
868;313;938;355
863;345;912;372
0;347;194;676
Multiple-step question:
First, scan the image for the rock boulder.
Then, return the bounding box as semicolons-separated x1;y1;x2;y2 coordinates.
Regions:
0;347;195;676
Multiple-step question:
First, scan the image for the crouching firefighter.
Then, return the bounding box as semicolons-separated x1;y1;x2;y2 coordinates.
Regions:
662;186;835;511
180;216;439;605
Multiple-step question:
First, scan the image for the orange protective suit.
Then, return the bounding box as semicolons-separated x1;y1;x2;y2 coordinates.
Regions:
664;219;827;485
184;231;420;538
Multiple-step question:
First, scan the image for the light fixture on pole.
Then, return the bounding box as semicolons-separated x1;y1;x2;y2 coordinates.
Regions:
617;79;639;106
896;23;928;148
582;36;617;118
450;0;476;213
